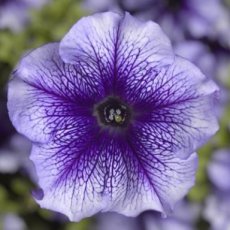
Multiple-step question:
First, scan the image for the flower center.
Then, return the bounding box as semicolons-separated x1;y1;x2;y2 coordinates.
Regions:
95;97;131;128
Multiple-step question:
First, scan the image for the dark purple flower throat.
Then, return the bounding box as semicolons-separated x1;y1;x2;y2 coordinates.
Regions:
95;97;132;128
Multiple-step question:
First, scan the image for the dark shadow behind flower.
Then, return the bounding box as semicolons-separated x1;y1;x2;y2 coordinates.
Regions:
0;92;15;147
7;12;219;221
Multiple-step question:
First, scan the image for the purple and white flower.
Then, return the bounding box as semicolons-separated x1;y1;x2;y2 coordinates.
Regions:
8;12;219;221
204;150;230;230
204;194;230;230
94;200;200;230
0;134;31;174
0;0;49;32
174;41;216;79
118;0;230;44
83;0;120;13
174;40;229;118
208;149;230;192
2;213;27;230
93;212;139;230
0;134;37;182
144;200;200;230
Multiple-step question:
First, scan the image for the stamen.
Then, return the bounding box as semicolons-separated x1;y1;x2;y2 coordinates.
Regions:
94;97;132;128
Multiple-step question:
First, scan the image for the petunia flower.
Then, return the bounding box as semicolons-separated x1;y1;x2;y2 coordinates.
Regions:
8;12;219;221
203;150;230;230
174;41;216;79
2;213;27;230
207;149;230;192
144;200;200;230
174;40;229;118
83;0;120;13
0;0;49;32
93;199;200;230
93;212;139;230
204;194;230;230
116;0;230;44
0;134;37;182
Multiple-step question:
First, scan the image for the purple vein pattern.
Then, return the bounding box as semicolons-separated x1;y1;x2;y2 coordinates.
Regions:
7;12;219;221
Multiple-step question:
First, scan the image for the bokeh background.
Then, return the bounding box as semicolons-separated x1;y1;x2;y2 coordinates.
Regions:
0;0;230;229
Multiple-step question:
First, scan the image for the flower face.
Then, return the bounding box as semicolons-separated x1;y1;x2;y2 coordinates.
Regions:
8;12;219;221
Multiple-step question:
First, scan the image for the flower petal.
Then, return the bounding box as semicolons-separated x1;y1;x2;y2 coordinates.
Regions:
95;212;139;230
185;0;230;40
127;127;198;213
7;43;101;143
131;56;219;158
208;150;230;192
59;12;174;95
30;132;162;220
30;123;197;220
12;43;104;100
204;194;230;230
